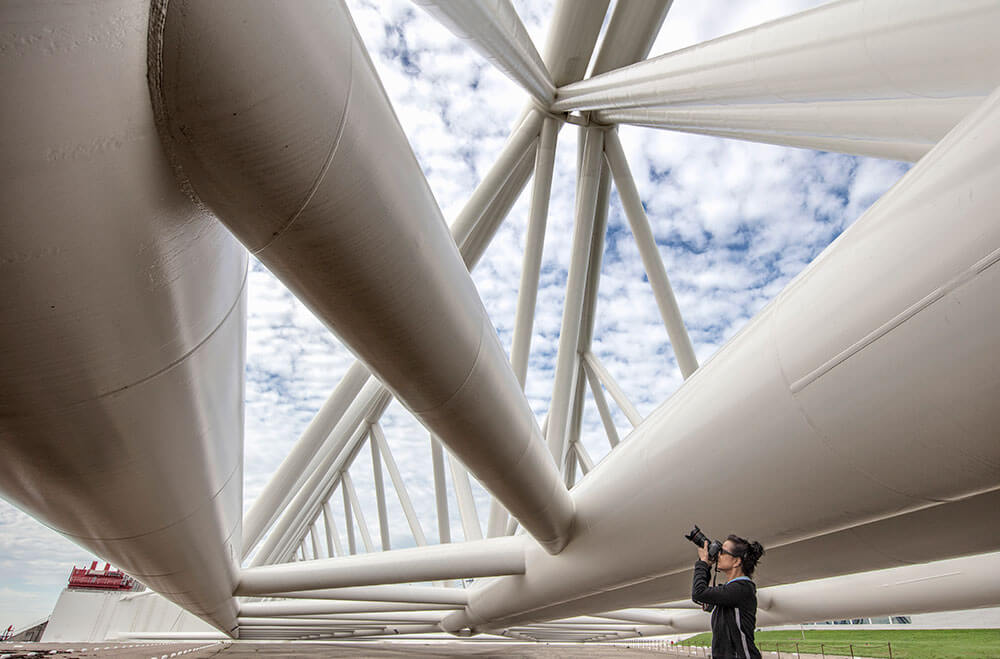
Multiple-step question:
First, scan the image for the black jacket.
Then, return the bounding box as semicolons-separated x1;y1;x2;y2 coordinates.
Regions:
692;560;761;659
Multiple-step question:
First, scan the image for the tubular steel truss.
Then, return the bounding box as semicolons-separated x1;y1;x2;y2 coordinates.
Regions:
2;0;1000;643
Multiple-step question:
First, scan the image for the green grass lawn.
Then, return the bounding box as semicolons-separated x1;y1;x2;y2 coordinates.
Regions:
678;628;1000;659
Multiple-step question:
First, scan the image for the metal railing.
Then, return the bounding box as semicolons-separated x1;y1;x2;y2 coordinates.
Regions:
664;641;893;658
768;641;893;658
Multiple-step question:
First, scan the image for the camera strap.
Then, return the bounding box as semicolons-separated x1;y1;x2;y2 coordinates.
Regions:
701;564;719;612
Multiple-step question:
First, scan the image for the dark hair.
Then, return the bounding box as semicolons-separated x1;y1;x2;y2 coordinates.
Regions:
726;535;764;577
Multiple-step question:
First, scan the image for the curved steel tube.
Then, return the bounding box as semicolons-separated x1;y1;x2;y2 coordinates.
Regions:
150;0;573;552
0;0;246;633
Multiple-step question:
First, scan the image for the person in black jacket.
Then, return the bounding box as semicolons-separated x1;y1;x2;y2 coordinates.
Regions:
692;534;765;659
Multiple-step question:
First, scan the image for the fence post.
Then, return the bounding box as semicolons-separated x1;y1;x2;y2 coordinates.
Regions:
821;642;825;658
888;642;893;659
850;643;855;659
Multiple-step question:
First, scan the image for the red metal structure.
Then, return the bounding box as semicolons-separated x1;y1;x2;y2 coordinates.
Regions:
67;561;138;591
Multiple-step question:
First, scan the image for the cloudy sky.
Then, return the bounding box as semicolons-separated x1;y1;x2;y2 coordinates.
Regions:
0;0;913;630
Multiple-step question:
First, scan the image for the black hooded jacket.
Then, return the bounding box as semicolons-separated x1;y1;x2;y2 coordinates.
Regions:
692;560;761;658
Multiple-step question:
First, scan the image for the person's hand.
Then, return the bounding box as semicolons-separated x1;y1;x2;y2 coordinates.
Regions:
697;539;710;563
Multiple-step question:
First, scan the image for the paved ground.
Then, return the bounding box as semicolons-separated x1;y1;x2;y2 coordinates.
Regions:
0;641;224;658
0;641;879;658
1;641;679;658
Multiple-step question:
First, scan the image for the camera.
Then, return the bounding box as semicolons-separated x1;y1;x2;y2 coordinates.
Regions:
684;525;722;562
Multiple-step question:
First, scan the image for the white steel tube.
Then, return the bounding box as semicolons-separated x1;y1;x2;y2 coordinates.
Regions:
663;552;1000;634
554;0;1000;112
342;484;356;556
451;111;544;248
250;384;383;567
563;362;585;486
322;501;341;558
584;361;621;448
588;0;674;77
485;116;560;538
237;537;526;595
309;524;322;561
449;454;484;542
541;0;611;86
596;97;983;163
239;612;448;625
626;126;928;163
546;127;605;463
152;0;573;554
0;0;246;634
243;361;370;558
563;158;613;481
510;116;560;387
412;0;554;104
575;441;595;475
430;437;451;545
241;600;457;617
268;585;468;605
371;424;427;546
582;352;643;427
461;143;538;270
342;472;374;554
267;388;392;565
604;130;698;378
369;432;391;551
486;502;510;540
577;159;613;360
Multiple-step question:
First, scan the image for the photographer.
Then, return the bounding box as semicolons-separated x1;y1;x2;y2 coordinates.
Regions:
692;534;765;659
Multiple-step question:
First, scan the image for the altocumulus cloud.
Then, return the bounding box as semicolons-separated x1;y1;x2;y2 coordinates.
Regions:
0;0;911;629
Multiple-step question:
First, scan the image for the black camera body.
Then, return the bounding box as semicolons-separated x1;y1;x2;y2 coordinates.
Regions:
685;525;722;562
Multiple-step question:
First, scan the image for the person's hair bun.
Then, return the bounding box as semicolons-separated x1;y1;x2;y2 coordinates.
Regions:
749;541;764;561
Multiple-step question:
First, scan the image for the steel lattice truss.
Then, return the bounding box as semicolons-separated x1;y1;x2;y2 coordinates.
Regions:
2;0;1000;644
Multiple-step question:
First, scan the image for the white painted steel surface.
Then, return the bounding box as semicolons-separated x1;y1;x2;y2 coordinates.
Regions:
413;0;554;104
554;0;1000;112
596;97;983;162
444;84;1000;632
2;0;999;644
151;0;573;554
237;537;526;596
1;0;245;634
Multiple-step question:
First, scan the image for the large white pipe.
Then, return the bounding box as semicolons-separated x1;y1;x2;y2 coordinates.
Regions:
635;551;1000;635
596;97;983;163
239;613;449;626
588;0;674;77
541;0;611;86
412;0;554;104
444;84;1000;632
554;0;1000;112
237;537;526;596
240;600;457;617
151;0;574;555
0;0;245;634
268;585;468;606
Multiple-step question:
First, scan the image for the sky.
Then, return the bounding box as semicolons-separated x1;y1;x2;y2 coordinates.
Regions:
0;0;915;631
